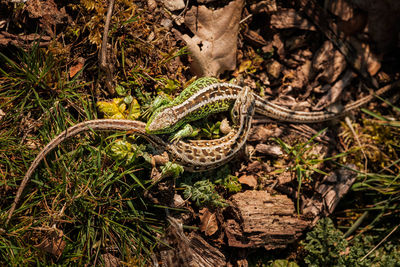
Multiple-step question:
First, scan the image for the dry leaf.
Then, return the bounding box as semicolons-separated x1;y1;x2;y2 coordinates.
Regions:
199;208;219;236
243;29;267;47
328;0;354;21
102;253;120;267
270;9;316;31
313;41;347;84
314;69;354;110
250;0;277;13
25;0;70;37
179;0;245;76
238;174;257;188
34;227;66;259
69;57;85;78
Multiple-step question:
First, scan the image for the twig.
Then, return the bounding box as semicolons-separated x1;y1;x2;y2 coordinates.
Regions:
360;224;399;262
99;0;116;94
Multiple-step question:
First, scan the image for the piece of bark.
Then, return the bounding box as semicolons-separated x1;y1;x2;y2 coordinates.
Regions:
102;253;120;267
277;172;294;185
0;32;51;47
266;61;283;79
225;191;310;250
303;165;357;224
160;0;185;11
246;160;263;173
248;125;274;142
160;217;226;267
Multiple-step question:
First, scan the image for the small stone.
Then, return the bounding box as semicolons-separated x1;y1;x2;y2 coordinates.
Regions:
266;61;282;79
255;144;283;157
160;18;173;29
147;0;157;11
160;0;185;11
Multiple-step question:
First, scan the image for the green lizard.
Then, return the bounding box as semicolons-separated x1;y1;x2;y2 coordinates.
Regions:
145;77;396;141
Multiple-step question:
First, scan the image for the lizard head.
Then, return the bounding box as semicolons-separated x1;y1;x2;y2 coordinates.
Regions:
146;107;178;134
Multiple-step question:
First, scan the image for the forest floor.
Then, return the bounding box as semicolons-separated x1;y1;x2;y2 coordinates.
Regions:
0;0;399;266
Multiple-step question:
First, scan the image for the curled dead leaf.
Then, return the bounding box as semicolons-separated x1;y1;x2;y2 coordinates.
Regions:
199;208;219;236
69;57;85;78
34;227;66;259
238;174;257;188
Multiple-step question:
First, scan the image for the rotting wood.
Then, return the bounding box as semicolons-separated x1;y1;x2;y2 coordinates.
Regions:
225;190;310;250
303;165;358;226
160;217;226;267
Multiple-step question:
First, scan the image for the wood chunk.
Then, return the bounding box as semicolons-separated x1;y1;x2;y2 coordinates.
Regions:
225;191;310;250
303;165;357;221
161;217;226;267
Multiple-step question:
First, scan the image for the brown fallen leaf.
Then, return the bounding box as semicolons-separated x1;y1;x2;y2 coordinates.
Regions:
34;227;66;259
102;253;120;267
238;174;257;188
199;208;219;236
69;57;85;78
314;69;354;110
243;29;267;47
313;41;347;84
178;0;245;76
270;9;316;31
25;0;70;37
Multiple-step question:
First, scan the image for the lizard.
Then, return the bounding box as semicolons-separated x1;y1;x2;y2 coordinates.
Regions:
146;77;398;141
7;78;398;224
6;86;255;225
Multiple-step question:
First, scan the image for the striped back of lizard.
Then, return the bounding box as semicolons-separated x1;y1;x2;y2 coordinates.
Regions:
146;77;396;134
